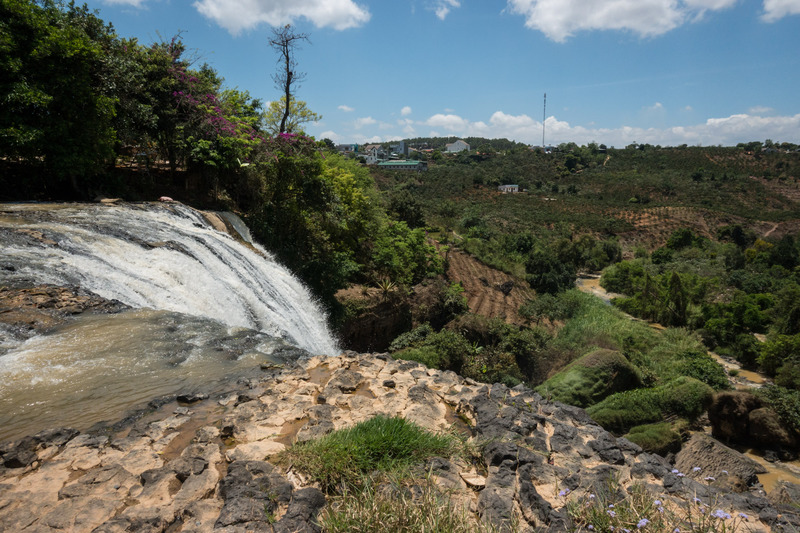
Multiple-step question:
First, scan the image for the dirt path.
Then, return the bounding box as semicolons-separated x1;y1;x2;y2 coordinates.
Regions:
445;248;533;325
764;222;780;238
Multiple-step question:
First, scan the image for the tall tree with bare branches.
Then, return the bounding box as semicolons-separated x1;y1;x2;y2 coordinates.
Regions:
268;24;309;135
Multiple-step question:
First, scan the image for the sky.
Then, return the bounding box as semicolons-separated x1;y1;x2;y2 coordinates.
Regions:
84;0;800;147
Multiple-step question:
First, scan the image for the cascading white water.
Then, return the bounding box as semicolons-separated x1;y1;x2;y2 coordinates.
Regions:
0;202;339;356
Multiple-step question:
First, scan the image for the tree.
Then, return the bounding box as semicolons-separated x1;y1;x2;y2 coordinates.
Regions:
1;0;118;194
263;97;321;135
268;24;309;134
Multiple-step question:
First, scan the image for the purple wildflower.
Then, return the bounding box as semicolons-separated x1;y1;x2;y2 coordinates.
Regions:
637;518;650;528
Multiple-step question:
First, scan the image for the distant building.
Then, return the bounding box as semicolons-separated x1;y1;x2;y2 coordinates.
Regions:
445;139;470;153
389;141;407;156
377;160;428;172
336;144;358;154
498;184;519;193
361;145;382;165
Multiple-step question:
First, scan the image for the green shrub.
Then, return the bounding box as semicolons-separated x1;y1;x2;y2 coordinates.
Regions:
536;349;643;408
673;351;731;391
624;422;683;455
389;324;434;352
394;329;471;374
278;415;465;492
394;346;443;369
502;327;552;380
756;385;800;435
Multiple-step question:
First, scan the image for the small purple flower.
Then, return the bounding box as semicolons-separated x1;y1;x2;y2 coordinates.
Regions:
671;469;680;474
588;526;594;531
721;470;728;475
653;499;662;506
712;509;731;520
558;489;570;497
673;529;681;533
692;467;701;472
589;493;596;499
693;497;702;505
637;518;650;528
704;476;715;482
658;507;665;513
608;504;615;509
739;513;748;519
607;510;617;518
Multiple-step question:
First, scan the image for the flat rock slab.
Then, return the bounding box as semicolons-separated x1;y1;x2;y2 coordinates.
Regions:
1;353;798;533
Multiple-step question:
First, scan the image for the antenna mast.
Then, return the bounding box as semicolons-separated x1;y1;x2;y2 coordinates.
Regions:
542;93;547;148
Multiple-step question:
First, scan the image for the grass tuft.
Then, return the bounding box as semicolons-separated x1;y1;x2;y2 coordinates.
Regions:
322;476;481;533
278;414;468;493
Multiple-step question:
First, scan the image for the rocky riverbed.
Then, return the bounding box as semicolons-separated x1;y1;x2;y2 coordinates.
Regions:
2;352;799;532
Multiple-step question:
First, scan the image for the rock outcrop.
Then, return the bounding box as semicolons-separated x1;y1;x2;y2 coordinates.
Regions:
709;391;800;459
1;353;799;532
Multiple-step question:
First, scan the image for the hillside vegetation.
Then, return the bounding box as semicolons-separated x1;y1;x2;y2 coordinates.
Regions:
372;143;800;453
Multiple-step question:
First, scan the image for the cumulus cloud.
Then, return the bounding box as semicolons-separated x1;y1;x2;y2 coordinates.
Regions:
353;116;377;129
506;0;737;41
762;0;800;21
749;105;775;114
432;0;461;20
401;106;412;116
101;0;148;6
425;113;472;131
415;110;800;147
193;0;371;35
319;130;341;142
338;105;355;112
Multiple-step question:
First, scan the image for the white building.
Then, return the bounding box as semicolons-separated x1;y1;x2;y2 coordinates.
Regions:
445;139;470;153
498;184;519;193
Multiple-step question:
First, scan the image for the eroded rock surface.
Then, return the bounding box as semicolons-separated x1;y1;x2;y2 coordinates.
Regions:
1;353;798;532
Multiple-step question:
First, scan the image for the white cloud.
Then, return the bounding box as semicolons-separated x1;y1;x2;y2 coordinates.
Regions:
193;0;371;35
506;0;737;41
401;106;413;116
338;105;355;112
319;130;341;142
432;0;461;20
748;105;775;115
353;116;377;129
762;0;800;21
101;0;147;6
415;110;800;148
425;113;471;131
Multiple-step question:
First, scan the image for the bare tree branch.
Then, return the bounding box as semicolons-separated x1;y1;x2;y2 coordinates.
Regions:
268;24;309;134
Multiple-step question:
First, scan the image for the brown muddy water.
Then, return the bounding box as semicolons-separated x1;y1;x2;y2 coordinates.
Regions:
0;309;291;442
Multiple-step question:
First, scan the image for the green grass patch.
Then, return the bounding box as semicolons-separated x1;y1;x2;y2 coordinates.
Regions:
586;376;714;434
277;415;468;493
536;349;643;408
624;422;684;456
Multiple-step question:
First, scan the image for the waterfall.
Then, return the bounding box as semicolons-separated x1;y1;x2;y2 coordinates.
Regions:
0;202;339;356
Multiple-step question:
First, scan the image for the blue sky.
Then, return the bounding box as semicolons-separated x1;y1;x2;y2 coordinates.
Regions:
86;0;800;147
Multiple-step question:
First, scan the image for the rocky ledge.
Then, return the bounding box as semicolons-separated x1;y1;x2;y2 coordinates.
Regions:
1;353;799;532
